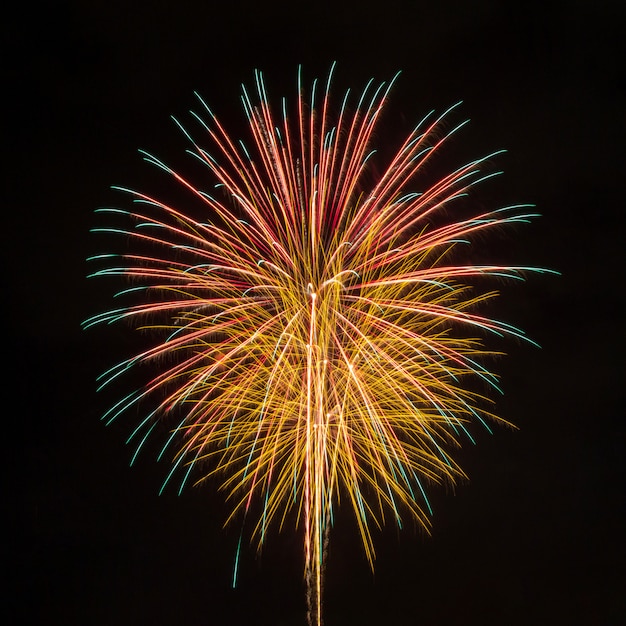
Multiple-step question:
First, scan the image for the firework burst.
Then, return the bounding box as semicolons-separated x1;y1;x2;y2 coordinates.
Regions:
86;65;550;625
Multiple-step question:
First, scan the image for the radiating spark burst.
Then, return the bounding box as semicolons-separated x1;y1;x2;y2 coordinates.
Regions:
85;64;551;625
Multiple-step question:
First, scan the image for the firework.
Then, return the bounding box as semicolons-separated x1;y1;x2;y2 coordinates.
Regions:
86;65;549;625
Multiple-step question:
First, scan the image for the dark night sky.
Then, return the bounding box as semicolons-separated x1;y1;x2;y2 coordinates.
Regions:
5;1;625;625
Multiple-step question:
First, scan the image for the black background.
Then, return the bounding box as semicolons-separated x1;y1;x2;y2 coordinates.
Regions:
6;1;625;625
